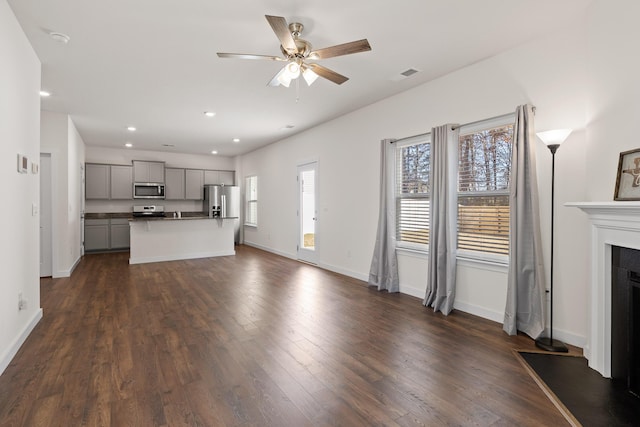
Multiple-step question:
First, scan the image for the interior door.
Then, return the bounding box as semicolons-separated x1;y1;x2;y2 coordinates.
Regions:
297;162;317;264
40;153;52;277
80;164;85;256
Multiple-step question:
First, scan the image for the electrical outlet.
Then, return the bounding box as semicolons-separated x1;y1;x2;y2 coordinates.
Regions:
18;293;27;311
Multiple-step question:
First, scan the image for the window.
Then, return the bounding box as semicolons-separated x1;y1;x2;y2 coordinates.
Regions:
245;175;258;226
396;136;431;249
457;121;514;256
393;115;514;259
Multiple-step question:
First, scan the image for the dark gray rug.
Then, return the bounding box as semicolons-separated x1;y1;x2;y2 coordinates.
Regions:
518;351;640;427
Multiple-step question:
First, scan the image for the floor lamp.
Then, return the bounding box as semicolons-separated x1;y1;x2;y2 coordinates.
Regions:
535;129;572;353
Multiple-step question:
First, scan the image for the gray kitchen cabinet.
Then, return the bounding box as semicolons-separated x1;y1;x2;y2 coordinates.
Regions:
204;170;235;185
110;218;130;249
84;219;110;251
204;170;219;185
185;169;204;200
219;171;235;185
133;160;165;183
110;165;133;199
165;168;185;200
85;163;110;200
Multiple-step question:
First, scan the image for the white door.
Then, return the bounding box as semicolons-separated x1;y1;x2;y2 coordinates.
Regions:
40;153;52;277
80;164;85;256
297;162;317;264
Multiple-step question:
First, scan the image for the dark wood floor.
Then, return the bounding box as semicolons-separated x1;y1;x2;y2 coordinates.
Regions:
0;246;573;426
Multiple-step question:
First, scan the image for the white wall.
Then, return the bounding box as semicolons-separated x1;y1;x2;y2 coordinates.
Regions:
0;0;43;375
84;146;236;213
585;1;640;200
40;111;86;277
238;21;591;346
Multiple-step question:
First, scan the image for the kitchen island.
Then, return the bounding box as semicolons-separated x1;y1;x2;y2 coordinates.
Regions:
129;214;236;264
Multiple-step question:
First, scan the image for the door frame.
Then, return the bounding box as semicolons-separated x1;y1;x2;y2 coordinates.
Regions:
40;153;53;277
297;161;318;264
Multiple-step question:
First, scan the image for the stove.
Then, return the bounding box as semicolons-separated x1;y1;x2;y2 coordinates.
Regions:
132;205;165;217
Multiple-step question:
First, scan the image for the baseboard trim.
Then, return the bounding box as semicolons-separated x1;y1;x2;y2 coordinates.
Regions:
52;255;82;278
453;300;504;323
399;284;424;299
0;308;43;376
242;241;296;260
317;262;368;282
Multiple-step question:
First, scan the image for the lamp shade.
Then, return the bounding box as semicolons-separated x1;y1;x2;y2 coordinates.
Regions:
537;129;572;146
302;67;319;86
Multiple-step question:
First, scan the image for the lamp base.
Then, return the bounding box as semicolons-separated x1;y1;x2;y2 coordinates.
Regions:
535;337;568;353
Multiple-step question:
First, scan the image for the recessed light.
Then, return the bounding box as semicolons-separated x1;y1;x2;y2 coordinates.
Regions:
49;32;70;44
204;111;216;117
211;150;218;155
127;126;136;132
232;138;240;143
125;143;133;148
39;91;51;97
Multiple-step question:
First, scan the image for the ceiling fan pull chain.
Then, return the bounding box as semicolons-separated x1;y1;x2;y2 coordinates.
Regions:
296;77;300;103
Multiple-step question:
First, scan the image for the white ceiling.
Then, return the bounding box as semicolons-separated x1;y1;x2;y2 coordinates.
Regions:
8;0;590;157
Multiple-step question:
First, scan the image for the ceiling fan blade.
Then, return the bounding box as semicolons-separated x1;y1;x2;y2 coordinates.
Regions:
265;15;298;55
309;39;371;60
217;52;285;61
306;64;349;85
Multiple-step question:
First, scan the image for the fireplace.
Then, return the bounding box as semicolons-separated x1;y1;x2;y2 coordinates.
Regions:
611;246;640;397
568;201;640;378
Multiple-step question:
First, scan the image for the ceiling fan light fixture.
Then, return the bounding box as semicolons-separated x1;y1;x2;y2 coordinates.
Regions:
276;67;292;87
302;67;319;86
285;61;301;78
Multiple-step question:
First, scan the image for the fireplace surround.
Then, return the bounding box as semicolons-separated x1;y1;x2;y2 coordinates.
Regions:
568;201;640;378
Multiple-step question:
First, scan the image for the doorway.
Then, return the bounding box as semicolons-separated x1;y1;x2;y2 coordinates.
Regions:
297;162;317;264
40;153;52;277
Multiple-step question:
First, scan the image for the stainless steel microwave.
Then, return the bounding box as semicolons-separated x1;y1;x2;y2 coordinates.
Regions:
133;183;165;199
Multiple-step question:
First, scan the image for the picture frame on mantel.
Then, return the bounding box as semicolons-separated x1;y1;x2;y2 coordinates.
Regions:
614;148;640;200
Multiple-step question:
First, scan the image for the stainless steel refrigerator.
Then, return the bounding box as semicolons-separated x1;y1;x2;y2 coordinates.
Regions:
203;185;240;243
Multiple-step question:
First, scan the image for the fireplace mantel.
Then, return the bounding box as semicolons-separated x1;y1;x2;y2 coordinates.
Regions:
567;201;640;377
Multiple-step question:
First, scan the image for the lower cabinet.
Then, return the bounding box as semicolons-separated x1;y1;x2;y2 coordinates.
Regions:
84;219;110;251
110;218;131;249
85;218;130;251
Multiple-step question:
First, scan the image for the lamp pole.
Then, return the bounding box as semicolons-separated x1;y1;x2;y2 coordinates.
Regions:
535;142;568;352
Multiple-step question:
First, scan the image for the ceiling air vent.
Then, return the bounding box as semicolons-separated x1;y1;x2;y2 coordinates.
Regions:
391;68;420;82
401;68;419;77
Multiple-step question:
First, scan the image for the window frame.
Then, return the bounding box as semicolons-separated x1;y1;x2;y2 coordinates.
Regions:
245;175;258;227
456;114;515;264
395;134;431;252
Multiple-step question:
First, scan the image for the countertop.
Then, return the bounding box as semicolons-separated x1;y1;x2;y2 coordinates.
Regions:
85;212;237;221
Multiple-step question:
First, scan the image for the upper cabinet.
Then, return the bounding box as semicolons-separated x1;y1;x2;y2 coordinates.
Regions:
165;168;185;200
219;171;235;185
110;165;133;199
86;163;110;200
185;169;204;200
204;170;235;186
86;163;133;200
133;160;165;183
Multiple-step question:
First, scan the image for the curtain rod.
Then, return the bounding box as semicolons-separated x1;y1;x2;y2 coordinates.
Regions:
391;107;535;144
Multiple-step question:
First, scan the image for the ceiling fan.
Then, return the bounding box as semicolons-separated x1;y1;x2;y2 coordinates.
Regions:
217;15;371;87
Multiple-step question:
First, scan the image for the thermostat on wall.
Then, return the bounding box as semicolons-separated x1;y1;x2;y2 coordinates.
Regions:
17;154;28;174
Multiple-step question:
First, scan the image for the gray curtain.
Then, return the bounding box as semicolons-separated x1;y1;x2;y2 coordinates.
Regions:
424;125;459;314
503;104;546;338
368;139;399;292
